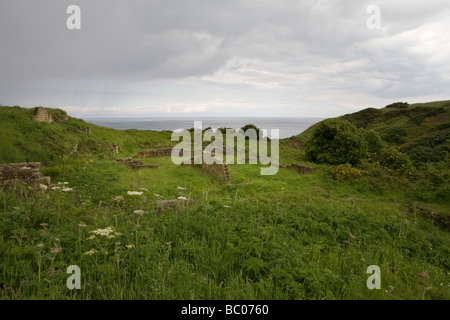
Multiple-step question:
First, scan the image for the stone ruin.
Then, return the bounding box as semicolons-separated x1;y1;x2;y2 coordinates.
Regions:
32;107;69;123
111;144;119;155
137;148;173;158
116;157;158;169
136;148;231;183
284;163;315;174
33;107;53;123
0;162;51;191
201;154;231;184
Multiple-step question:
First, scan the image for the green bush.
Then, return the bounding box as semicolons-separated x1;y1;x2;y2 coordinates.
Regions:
305;119;368;165
377;146;413;176
364;129;386;155
381;125;408;144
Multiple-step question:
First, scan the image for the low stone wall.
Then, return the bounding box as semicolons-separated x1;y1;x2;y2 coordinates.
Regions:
137;148;173;158
116;158;158;169
201;157;231;183
0;162;51;189
286;163;315;174
137;148;231;183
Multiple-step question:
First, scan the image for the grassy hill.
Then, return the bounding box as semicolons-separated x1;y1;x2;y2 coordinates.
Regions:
0;104;448;300
0;106;175;165
295;100;450;163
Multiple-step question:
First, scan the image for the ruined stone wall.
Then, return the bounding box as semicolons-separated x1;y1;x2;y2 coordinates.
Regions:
116;158;158;169
0;162;51;188
136;148;231;183
137;148;173;157
33;107;53;123
201;157;231;183
111;144;119;155
286;163;315;174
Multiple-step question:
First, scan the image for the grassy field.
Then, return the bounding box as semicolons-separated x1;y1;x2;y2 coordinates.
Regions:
0;105;449;300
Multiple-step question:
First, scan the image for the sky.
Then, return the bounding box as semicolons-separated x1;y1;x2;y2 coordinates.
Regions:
0;0;449;119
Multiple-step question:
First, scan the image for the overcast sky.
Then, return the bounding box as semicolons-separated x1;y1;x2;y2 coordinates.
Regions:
0;0;449;118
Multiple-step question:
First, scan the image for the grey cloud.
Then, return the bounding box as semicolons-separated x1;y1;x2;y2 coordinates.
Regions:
0;0;449;116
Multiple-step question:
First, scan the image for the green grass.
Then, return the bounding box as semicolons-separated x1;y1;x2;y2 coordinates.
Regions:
0;105;449;300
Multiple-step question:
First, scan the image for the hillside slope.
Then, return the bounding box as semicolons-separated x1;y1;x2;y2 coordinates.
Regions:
0;106;174;166
295;100;449;163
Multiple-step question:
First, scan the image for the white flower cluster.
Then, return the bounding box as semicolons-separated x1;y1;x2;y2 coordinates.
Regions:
90;226;114;237
83;249;97;256
51;182;73;192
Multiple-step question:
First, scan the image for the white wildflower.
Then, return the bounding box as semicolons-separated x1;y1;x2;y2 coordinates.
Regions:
177;186;186;190
57;182;69;185
61;187;73;192
154;194;164;199
83;249;97;256
39;184;48;191
90;226;114;237
178;196;187;200
52;186;61;190
139;188;149;192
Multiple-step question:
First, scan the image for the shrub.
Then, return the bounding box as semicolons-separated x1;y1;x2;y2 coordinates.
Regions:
330;163;363;182
378;146;413;176
305;119;368;165
363;129;386;155
380;125;408;144
385;102;409;109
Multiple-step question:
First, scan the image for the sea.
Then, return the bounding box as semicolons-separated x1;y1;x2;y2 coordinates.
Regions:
82;117;324;139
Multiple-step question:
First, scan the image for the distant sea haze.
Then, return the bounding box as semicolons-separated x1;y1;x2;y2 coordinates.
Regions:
83;117;324;139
